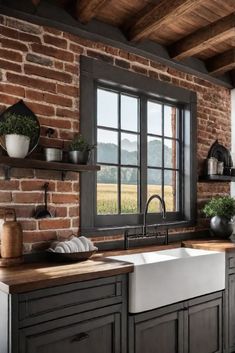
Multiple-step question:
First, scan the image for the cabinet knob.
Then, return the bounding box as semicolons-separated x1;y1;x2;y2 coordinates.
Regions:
71;332;89;342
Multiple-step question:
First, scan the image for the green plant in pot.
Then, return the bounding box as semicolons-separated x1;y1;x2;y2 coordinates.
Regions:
69;135;95;164
0;113;39;158
203;196;235;239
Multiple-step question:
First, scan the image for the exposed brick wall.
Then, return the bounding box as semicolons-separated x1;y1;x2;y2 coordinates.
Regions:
0;15;231;251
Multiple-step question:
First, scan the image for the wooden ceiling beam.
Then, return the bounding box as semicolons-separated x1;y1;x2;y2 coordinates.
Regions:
169;13;235;60
128;0;205;42
206;49;235;76
76;0;109;24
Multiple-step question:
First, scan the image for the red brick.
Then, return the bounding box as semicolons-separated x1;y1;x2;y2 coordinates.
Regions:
10;168;34;179
57;84;78;97
0;180;19;190
0;48;22;62
0;192;12;202
55;207;67;217
25;89;44;101
87;50;113;64
0;59;22;73
20;220;37;231
56;107;79;119
23;231;57;242
21;180;56;191
64;63;79;75
69;206;79;217
0;84;25;97
7;73;57;93
70;43;84;54
39;116;71;129
14;205;35;218
129;53;149;66
12;192;43;203
132;65;148;75
44;93;73;107
24;64;72;83
26;101;55;116
39;218;71;230
43;34;67;49
56;181;73;192
1;37;28;52
44;26;62;36
31;43;74;62
52;193;78;204
0;94;20;106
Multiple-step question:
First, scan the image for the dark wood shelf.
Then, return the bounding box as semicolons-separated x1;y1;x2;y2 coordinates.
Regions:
198;175;235;182
0;155;100;179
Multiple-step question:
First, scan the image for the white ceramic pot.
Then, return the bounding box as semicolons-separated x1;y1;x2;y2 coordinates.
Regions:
5;134;30;158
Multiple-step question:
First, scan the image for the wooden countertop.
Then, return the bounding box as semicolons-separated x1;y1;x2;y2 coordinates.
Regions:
182;239;235;252
0;257;133;294
0;243;181;294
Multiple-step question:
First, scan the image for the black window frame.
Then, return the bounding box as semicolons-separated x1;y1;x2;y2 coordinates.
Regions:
80;56;197;235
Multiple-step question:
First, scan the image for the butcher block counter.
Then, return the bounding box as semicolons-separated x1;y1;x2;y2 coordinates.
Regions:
0;256;134;294
182;239;235;252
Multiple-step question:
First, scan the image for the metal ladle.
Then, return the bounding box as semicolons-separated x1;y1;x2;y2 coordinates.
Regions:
34;183;52;219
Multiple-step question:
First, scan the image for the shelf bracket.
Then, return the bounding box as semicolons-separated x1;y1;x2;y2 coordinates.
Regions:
61;171;66;181
3;166;11;180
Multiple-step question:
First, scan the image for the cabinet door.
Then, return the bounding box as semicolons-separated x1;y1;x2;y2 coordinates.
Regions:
19;308;122;353
134;310;184;353
186;298;222;353
228;274;235;352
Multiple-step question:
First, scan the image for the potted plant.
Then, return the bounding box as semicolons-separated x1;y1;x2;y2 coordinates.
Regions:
69;134;95;164
203;196;235;238
0;112;39;158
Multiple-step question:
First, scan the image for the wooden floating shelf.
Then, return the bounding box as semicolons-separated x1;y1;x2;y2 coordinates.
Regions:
198;175;235;182
0;155;100;179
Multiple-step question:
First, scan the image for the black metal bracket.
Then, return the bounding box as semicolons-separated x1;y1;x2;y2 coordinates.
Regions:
61;171;66;181
3;166;11;180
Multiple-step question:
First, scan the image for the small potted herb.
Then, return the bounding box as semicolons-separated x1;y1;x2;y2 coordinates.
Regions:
0;112;39;158
69;134;95;164
203;196;235;238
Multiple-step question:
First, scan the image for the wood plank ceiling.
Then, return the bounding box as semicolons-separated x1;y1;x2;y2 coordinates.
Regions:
33;0;235;83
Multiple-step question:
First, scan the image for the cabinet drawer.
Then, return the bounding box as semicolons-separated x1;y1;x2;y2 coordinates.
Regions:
18;275;125;327
19;305;123;353
229;256;235;270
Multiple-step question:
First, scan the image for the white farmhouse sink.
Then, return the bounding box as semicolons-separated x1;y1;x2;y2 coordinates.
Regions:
109;247;225;313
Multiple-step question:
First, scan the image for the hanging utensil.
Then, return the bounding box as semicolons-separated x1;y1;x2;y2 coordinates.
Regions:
34;183;52;219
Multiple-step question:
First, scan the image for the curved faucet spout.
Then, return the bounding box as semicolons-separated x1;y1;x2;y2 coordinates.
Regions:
143;194;166;236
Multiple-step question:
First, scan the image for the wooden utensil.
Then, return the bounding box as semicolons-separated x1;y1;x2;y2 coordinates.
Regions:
1;209;23;259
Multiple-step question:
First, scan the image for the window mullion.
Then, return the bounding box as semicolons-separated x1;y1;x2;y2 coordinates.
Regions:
162;104;164;202
140;95;147;214
118;92;121;214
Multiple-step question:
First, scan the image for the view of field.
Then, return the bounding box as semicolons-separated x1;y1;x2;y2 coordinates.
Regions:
97;183;175;214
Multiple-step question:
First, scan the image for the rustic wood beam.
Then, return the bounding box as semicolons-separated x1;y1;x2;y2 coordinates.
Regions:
169;13;235;60
129;0;205;42
206;49;235;76
76;0;109;24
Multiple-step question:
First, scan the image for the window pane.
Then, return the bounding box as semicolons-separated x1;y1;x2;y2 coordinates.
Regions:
164;170;179;212
148;136;162;167
121;133;138;166
97;166;118;215
164;138;178;169
121;167;138;213
97;88;118;128
121;94;138;132
147;168;162;213
147;101;162;135
97;129;118;164
164;105;177;138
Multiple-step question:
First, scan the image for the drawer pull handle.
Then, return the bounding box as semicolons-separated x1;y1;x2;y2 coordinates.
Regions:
72;332;89;342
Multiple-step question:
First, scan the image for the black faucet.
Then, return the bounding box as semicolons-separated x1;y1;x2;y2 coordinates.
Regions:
142;194;166;236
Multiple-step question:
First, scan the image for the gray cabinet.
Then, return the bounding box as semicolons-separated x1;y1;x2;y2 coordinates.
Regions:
19;306;122;353
0;274;127;353
129;292;223;353
226;252;235;353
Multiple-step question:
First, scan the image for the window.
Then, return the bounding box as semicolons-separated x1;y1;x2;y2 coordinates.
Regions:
80;57;197;233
